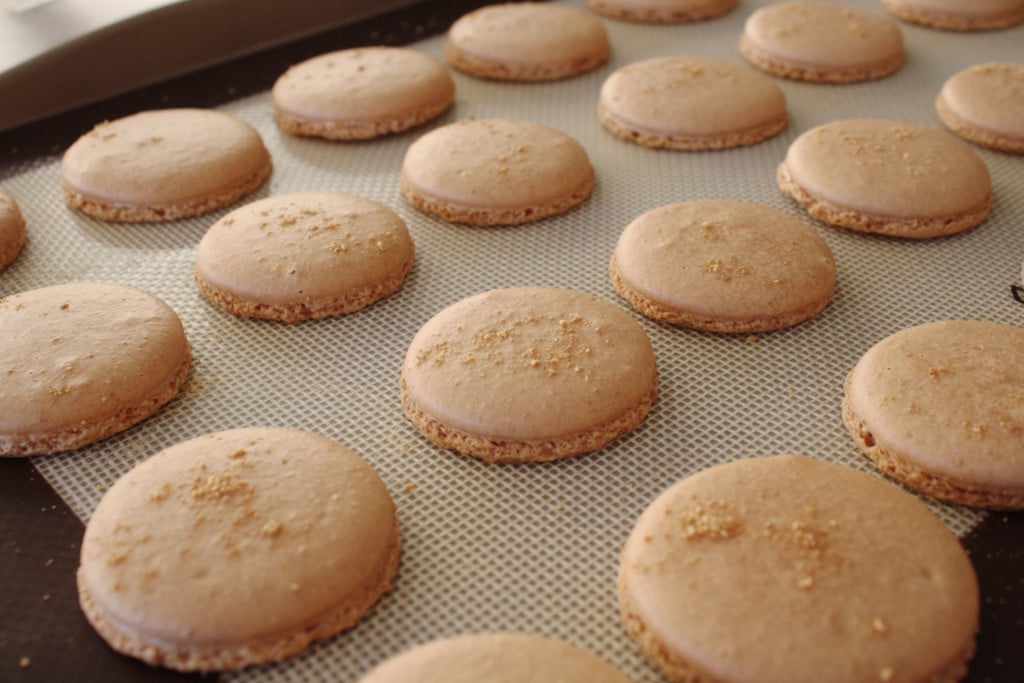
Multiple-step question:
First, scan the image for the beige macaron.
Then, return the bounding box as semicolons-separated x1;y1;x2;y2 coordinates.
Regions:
0;282;191;456
936;63;1024;154
619;454;980;683
78;427;400;671
271;47;455;141
843;320;1024;510
0;188;26;270
194;192;415;323
400;118;595;226
401;287;658;462
598;56;788;151
740;1;905;83
610;200;836;333
445;3;610;81
777;118;992;238
882;0;1024;31
358;633;635;682
586;0;736;24
62;108;271;222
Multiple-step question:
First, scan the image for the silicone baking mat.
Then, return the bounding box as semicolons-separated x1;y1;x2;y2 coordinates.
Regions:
1;1;1022;681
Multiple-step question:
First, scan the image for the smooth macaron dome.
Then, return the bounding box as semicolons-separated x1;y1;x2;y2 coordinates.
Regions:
619;454;980;683
586;0;737;24
194;192;415;323
740;1;905;83
610;200;836;332
0;282;191;456
0;188;26;270
271;47;455;140
598;56;788;150
78;427;400;671
843;320;1024;509
936;63;1024;153
777;118;992;238
401;287;658;462
444;3;610;81
882;0;1024;31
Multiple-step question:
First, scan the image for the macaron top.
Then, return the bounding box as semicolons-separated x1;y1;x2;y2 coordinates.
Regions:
620;454;979;683
61;108;271;207
402;287;656;442
359;633;635;682
78;427;397;647
0;282;188;438
884;0;1024;23
938;62;1024;141
845;320;1024;491
599;56;787;139
782;118;991;220
0;188;26;268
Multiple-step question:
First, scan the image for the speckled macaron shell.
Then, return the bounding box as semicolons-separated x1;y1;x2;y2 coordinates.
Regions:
358;633;635;683
843;320;1024;510
586;0;736;23
598;56;788;151
619;454;979;683
78;427;400;672
194;192;415;323
610;200;836;333
400;118;595;226
936;63;1024;154
0;282;191;456
0;188;26;270
740;1;905;83
401;287;658;462
444;3;610;81
271;47;455;141
777;118;992;238
61;108;271;222
882;0;1024;31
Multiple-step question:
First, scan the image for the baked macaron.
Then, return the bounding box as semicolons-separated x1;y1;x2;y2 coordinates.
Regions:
739;1;905;83
610;200;836;332
445;3;610;81
358;633;634;682
777;118;992;238
936;63;1024;154
0;282;191;456
843;320;1024;510
400;118;595;226
194;192;415;323
619;454;980;683
401;287;658;462
598;56;788;151
0;188;26;270
62;108;271;222
78;427;400;671
586;0;736;24
882;0;1024;31
271;47;455;141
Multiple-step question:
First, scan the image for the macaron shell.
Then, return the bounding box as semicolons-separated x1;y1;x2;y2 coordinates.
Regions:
0;188;26;270
586;0;736;23
936;63;1024;153
882;0;1024;30
619;454;979;683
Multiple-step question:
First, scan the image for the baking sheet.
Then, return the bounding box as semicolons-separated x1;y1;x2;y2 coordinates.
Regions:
1;1;1022;680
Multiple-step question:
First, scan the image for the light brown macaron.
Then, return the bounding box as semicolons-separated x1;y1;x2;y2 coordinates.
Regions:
400;118;595;226
78;427;400;672
882;0;1024;31
936;63;1024;154
0;282;191;456
0;188;26;270
619;454;980;683
271;47;455;141
777;118;992;238
194;192;415;323
445;3;610;81
586;0;736;24
62;108;271;222
610;200;836;333
598;56;788;151
843;320;1024;510
358;633;635;682
401;287;658;463
739;1;905;83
